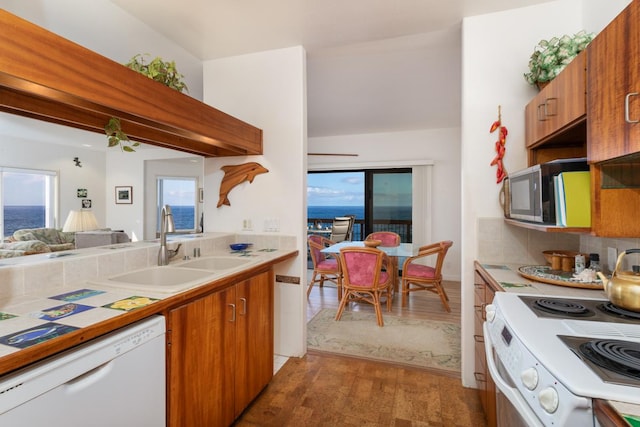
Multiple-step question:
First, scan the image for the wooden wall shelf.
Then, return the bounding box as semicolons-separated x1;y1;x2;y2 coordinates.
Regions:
0;10;262;157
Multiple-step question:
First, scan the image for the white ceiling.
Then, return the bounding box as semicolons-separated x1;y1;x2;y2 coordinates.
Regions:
0;1;553;145
110;0;554;138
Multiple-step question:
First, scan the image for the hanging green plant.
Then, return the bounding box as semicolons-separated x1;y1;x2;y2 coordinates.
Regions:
125;54;189;93
104;117;140;152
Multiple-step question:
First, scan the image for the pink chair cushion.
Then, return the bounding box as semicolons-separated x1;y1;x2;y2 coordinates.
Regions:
405;263;436;278
309;235;327;262
368;232;399;247
343;252;389;287
317;259;338;270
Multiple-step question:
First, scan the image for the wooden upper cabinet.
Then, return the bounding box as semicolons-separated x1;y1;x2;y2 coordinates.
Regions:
525;51;587;149
587;0;640;163
0;10;262;157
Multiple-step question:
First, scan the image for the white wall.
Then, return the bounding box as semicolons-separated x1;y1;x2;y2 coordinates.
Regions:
308;128;462;280
460;0;631;387
202;47;307;357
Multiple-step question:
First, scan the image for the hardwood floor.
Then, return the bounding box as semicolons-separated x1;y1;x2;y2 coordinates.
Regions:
234;352;486;427
233;274;487;426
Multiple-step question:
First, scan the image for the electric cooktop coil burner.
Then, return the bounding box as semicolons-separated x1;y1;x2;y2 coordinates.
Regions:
580;339;640;380
533;298;594;317
598;302;640;321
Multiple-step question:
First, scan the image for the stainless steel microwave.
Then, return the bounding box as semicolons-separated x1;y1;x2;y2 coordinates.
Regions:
508;158;588;224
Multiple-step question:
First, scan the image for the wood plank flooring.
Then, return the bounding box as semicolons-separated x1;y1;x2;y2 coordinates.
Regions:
234;274;487;426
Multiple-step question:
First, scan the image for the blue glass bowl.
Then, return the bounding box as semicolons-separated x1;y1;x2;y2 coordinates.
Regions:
230;243;251;251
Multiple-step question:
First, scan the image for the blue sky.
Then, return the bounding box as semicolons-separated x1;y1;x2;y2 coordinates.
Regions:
307;171;412;207
3;172;46;205
307;172;364;206
161;179;196;206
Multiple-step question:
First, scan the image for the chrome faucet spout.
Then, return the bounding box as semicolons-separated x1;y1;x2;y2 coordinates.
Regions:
167;243;182;260
158;204;176;266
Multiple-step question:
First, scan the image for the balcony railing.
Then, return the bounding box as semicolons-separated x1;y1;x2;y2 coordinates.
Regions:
307;218;412;242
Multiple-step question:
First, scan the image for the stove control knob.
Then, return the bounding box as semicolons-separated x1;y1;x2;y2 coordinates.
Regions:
521;367;539;390
539;387;559;413
485;304;496;322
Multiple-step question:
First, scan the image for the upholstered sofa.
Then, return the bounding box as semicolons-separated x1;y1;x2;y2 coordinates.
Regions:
12;228;76;252
0;239;52;258
1;228;130;258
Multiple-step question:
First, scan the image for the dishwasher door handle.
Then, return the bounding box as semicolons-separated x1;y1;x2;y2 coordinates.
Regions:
64;361;114;394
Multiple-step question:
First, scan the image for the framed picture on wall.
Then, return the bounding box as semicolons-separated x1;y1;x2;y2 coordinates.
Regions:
77;188;87;198
82;199;92;209
115;186;133;204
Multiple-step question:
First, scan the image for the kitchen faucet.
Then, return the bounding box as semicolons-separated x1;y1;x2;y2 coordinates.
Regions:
158;204;181;265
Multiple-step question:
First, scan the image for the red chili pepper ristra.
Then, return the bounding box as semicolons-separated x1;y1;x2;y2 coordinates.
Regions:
489;106;507;184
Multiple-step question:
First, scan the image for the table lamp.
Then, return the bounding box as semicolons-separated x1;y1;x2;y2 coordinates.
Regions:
62;209;99;232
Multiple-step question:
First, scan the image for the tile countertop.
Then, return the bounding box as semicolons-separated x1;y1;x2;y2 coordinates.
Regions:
477;262;640;424
479;262;606;298
0;234;298;374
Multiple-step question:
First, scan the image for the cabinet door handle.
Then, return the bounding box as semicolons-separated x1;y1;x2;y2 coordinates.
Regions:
625;92;639;123
240;297;247;316
474;372;486;383
544;97;557;117
229;303;236;322
474;334;484;343
537;103;547;121
474;303;487;320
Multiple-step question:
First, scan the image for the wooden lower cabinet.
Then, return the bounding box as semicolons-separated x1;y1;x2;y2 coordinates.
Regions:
167;270;274;426
474;264;500;427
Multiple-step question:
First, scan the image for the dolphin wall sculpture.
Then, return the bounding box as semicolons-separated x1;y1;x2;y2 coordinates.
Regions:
217;162;269;207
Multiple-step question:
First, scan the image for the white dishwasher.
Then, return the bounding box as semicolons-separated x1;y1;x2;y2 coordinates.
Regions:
0;315;166;427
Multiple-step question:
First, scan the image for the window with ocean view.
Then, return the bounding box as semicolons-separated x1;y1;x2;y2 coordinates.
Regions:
1;168;57;240
308;169;412;241
156;176;198;233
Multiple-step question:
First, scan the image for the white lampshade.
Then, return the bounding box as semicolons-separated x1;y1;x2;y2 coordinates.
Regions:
62;210;99;232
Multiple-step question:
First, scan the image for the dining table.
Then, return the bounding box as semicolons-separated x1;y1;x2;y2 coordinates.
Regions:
321;241;414;257
321;241;415;293
307;227;332;236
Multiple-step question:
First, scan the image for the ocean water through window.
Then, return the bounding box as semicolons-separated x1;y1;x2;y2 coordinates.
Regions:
0;167;57;240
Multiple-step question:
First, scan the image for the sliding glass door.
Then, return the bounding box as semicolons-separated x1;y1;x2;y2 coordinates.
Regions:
307;168;412;242
366;169;412;241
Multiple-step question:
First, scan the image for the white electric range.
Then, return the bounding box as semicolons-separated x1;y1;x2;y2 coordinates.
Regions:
484;292;640;426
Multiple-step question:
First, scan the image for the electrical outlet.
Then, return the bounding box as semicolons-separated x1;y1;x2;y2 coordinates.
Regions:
608;247;618;272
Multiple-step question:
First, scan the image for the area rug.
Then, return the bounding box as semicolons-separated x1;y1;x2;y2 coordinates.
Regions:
307;308;461;373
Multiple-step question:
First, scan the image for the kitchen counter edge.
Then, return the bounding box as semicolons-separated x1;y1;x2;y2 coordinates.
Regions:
0;249;298;377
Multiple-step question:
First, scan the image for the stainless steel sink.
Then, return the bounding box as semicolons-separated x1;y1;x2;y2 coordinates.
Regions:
178;256;252;271
93;266;216;293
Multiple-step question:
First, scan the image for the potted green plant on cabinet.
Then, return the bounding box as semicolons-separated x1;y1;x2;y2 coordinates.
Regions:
524;30;594;90
105;54;189;151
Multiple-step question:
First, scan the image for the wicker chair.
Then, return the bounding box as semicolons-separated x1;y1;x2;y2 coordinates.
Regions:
365;231;401;290
365;231;400;247
335;246;393;327
401;240;453;311
307;235;342;298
